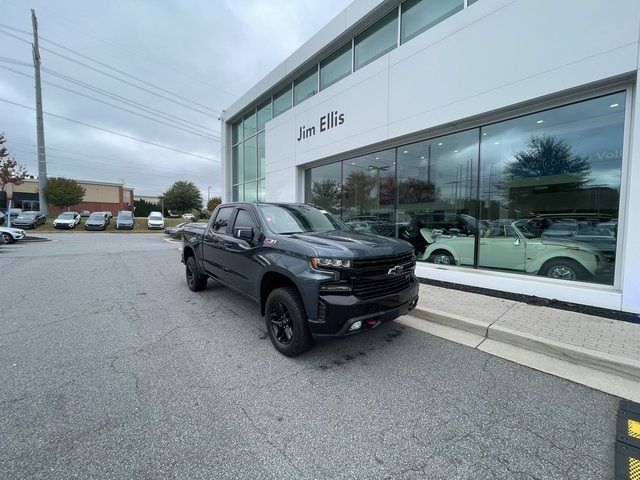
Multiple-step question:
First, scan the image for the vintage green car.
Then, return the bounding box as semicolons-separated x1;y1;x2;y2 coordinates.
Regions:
420;219;606;281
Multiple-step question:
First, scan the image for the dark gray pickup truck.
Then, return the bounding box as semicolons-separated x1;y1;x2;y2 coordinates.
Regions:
181;203;419;356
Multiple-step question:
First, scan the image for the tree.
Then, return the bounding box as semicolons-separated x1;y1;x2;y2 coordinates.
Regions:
503;135;591;183
161;180;203;213
206;196;222;212
134;198;158;217
310;178;341;213
0;133;28;192
44;177;85;209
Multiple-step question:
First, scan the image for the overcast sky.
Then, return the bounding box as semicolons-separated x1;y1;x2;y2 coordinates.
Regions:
0;0;352;198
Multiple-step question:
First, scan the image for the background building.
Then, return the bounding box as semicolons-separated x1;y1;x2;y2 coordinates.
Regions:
1;178;134;215
221;0;640;314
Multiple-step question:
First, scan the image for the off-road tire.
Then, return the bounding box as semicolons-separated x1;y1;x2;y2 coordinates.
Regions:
185;256;207;291
265;286;313;357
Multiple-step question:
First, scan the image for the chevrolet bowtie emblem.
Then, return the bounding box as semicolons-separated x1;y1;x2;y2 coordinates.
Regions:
387;265;403;275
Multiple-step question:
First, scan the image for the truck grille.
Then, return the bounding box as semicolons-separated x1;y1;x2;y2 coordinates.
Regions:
350;252;415;299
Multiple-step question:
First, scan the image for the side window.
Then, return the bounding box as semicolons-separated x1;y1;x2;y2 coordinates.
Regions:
233;209;255;230
212;207;233;234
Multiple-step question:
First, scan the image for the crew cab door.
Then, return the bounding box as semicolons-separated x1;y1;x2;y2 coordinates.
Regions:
222;207;260;298
201;206;234;279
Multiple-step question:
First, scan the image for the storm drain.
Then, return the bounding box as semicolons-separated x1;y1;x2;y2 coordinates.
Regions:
616;399;640;480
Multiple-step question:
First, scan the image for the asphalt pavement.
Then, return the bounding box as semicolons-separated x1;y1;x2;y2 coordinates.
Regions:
0;234;618;479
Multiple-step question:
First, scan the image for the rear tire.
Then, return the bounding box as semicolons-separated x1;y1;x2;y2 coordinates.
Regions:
185;256;207;291
540;258;590;281
264;286;313;357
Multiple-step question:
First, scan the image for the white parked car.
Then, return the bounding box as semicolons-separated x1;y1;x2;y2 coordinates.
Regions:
0;226;27;244
421;219;607;281
53;211;81;229
182;213;196;221
147;212;165;229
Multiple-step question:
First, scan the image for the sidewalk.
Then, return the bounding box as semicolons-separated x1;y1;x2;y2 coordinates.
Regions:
400;283;640;400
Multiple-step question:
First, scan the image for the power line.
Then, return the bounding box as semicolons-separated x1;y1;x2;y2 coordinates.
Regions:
0;20;238;100
0;63;220;141
0;27;222;118
0;97;220;162
0;56;220;135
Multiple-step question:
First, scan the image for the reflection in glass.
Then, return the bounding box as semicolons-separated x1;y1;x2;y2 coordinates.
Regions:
398;129;479;260
354;10;398;70
244;181;257;202
320;43;352;91
257;100;272;130
232;120;242;145
478;92;625;285
232;145;243;185
401;0;463;44
294;67;318;106
342;150;395;236
243;110;257;138
305;162;341;215
244;135;257;182
257;132;265;179
233;184;243;202
273;85;292;117
258;179;266;202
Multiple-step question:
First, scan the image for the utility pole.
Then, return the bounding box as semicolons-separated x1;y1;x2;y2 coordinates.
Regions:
31;9;48;215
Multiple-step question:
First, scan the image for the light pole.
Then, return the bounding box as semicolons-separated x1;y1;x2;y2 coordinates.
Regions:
207;186;211;202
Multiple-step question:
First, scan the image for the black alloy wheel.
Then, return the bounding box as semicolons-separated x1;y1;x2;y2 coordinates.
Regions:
264;286;313;356
269;302;294;345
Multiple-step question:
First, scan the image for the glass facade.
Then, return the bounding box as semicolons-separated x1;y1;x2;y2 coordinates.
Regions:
354;10;398;70
320;43;352;91
401;0;463;44
230;0;477;198
294;67;319;106
305;93;626;286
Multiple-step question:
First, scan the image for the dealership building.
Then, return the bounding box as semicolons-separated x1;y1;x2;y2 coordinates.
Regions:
220;0;640;314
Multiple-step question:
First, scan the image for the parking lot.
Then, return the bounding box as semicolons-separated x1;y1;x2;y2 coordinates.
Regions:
0;234;618;479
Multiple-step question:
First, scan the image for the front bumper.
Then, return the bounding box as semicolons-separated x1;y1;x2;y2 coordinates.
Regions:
309;277;419;337
116;224;134;229
54;223;75;229
148;224;164;229
85;224;106;230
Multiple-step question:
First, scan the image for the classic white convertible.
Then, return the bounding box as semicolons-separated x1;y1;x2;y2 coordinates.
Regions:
420;220;606;281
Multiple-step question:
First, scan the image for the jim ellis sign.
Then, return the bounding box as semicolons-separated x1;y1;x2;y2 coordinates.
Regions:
296;110;345;142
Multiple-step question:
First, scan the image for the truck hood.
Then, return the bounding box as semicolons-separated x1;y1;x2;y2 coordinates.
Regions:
282;230;412;258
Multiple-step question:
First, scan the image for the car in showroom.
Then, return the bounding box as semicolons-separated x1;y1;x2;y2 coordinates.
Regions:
115;211;135;229
52;211;81;229
0;226;26;243
147;212;165;229
84;212;109;231
11;211;46;229
421;219;606;281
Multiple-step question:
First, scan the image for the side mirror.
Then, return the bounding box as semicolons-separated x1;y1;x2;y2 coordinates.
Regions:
234;227;254;241
513;238;521;246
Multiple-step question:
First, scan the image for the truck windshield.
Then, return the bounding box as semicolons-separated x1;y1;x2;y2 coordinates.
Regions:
259;205;349;234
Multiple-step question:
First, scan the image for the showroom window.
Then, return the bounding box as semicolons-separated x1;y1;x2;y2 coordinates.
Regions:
397;129;479;265
257;100;272;130
305;91;626;285
320;43;352;91
354;10;398;70
401;0;464;44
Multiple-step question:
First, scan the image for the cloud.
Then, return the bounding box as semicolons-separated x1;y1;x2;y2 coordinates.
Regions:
0;0;351;197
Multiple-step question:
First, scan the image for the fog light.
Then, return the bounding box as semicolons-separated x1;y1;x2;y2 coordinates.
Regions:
349;321;362;331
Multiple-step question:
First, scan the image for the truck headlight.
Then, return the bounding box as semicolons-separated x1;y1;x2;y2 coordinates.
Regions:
311;257;351;269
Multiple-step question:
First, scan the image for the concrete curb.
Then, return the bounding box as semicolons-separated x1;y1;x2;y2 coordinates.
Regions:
411;306;640;382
